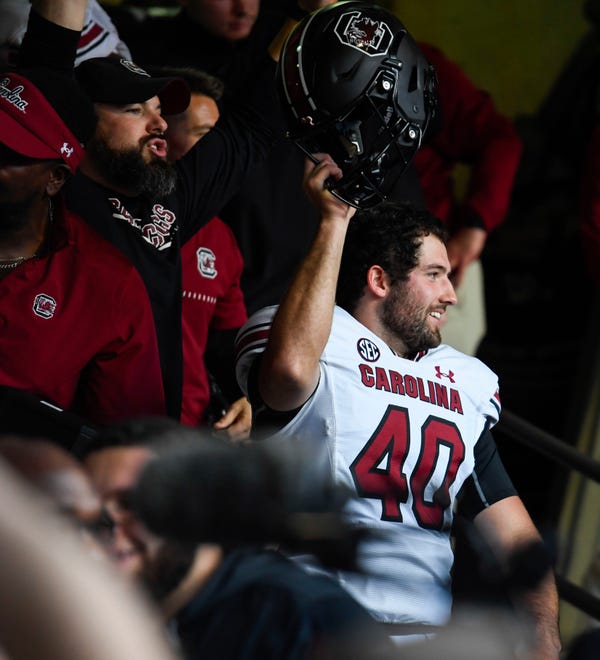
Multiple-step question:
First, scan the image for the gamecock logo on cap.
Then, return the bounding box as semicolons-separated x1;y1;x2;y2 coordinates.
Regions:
334;11;393;56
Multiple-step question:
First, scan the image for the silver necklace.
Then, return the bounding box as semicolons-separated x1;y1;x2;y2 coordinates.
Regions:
0;256;29;269
0;198;54;270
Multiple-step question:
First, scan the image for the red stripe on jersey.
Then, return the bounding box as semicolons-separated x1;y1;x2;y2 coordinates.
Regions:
235;327;270;354
78;22;104;49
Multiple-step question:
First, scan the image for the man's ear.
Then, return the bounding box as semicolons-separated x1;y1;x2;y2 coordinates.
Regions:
46;163;70;197
366;265;390;299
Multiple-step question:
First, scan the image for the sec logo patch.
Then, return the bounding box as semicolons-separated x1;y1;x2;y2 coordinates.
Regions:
357;337;380;362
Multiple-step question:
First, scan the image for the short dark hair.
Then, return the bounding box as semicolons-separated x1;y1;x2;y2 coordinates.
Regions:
81;416;197;457
148;65;224;103
336;202;448;313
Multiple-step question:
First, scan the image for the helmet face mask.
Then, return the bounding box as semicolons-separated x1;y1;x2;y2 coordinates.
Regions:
277;1;437;208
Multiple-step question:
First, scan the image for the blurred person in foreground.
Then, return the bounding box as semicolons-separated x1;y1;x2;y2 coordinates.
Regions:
83;417;394;660
0;437;177;660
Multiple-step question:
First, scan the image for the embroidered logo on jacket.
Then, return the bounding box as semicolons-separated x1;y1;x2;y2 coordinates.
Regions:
33;293;57;319
196;247;217;279
109;198;176;250
0;78;27;112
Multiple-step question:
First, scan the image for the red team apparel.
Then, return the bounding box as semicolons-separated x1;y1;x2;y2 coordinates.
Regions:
0;199;166;424
181;217;247;425
236;305;501;626
414;43;522;233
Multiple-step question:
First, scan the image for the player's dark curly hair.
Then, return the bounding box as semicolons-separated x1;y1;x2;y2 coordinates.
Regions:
336;202;448;313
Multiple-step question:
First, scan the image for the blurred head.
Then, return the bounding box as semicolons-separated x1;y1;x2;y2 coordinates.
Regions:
179;0;260;42
0;436;101;523
337;202;456;355
152;66;223;162
0;0;29;69
82;418;203;601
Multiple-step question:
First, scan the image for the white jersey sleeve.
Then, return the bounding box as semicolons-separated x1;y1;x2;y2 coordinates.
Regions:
235;304;278;399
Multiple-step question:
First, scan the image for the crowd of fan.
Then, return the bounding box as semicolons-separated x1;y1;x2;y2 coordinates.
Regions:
1;1;597;658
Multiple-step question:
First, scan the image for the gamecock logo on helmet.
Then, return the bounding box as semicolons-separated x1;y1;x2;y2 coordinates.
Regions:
334;11;393;56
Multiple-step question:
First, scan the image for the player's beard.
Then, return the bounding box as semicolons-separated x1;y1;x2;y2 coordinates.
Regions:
381;280;442;356
86;137;177;201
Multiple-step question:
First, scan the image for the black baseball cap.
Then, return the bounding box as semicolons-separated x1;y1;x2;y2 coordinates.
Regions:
75;56;190;115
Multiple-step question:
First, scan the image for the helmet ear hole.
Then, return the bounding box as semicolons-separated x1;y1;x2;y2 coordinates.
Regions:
408;66;419;93
277;1;437;208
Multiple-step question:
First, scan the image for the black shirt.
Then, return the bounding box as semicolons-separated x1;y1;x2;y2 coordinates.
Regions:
175;547;392;660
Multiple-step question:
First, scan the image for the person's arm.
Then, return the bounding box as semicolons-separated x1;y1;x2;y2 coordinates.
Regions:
445;227;487;287
258;156;355;412
0;460;178;660
29;0;86;30
474;497;561;660
18;0;84;71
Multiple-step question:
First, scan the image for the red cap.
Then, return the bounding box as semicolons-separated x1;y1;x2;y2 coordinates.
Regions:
0;73;84;172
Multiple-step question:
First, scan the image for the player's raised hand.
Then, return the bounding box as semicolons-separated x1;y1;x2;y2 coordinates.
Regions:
303;154;356;225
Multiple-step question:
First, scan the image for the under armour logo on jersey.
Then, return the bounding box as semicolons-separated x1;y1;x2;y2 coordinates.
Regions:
357;337;380;362
33;293;57;319
196;247;217;279
434;366;455;383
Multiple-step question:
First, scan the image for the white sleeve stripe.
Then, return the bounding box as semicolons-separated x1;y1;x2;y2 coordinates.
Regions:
235;322;271;347
471;470;490;509
235;342;267;366
490;395;501;419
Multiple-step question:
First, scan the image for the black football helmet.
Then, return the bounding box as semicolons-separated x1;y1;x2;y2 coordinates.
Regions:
277;1;438;208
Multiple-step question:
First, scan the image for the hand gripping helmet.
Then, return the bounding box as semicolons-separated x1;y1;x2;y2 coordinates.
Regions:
277;1;438;208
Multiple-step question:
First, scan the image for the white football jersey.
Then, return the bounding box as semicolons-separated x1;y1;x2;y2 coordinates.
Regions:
236;305;501;625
